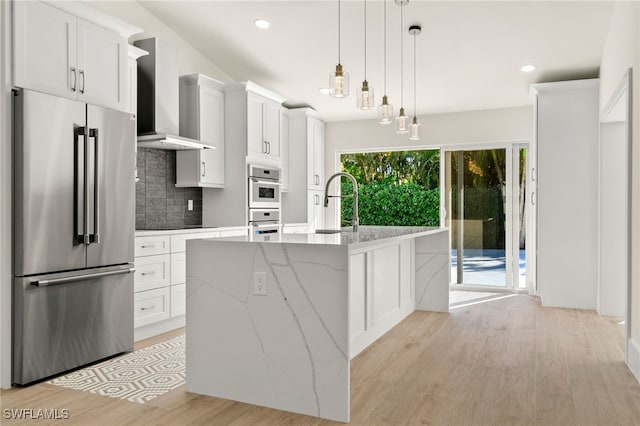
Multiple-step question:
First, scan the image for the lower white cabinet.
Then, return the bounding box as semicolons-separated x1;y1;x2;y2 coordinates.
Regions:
134;227;248;336
134;254;170;292
170;252;186;286
282;223;309;234
170;284;186;317
134;287;171;328
307;190;325;232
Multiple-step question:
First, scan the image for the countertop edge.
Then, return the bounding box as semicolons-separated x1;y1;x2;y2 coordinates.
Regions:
135;226;248;237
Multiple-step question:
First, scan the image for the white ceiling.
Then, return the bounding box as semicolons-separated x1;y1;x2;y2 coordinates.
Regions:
138;1;615;122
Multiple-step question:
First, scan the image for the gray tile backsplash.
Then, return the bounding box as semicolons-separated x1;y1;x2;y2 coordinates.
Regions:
136;148;202;229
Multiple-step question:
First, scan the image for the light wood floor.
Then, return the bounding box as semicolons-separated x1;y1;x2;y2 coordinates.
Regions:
2;294;639;425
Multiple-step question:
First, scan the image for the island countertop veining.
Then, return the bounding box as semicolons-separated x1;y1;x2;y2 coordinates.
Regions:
185;225;450;422
206;225;447;248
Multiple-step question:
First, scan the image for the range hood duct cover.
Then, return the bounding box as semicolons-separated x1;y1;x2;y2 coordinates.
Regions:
134;38;212;150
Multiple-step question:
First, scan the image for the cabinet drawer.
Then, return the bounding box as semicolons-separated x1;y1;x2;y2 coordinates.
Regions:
171;284;186;318
134;287;170;328
135;235;170;257
134;254;170;292
171;252;186;285
170;231;220;253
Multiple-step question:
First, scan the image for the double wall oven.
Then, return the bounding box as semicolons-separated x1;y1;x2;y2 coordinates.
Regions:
248;165;281;234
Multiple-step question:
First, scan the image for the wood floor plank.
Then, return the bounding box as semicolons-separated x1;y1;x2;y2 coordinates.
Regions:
2;294;639;425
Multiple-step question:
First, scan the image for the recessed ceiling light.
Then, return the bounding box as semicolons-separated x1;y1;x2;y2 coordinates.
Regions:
254;19;270;29
319;87;330;95
521;64;536;73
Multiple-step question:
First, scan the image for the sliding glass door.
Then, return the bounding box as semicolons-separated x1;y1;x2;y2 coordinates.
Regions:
442;144;527;290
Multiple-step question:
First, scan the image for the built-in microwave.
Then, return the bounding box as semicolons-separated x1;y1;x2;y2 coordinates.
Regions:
248;165;281;209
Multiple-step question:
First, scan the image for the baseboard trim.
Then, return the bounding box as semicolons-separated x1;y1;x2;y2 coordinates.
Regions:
628;338;640;384
134;316;185;342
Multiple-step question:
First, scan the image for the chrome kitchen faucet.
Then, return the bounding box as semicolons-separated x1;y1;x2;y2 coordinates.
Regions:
323;172;359;232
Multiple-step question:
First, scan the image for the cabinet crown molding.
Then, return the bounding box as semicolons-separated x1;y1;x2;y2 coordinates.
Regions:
224;81;286;104
530;78;599;97
43;0;143;37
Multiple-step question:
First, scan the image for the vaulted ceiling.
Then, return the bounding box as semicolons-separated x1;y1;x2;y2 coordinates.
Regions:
138;1;615;122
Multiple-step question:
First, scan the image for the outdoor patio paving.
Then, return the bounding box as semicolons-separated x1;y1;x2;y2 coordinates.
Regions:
451;249;526;287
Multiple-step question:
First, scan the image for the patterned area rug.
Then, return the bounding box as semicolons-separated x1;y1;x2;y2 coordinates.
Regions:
48;334;185;404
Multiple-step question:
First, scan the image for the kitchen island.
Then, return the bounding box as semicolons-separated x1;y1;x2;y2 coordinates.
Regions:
185;226;449;422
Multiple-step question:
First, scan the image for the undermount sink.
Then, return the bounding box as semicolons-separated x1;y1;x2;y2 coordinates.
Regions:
315;229;344;234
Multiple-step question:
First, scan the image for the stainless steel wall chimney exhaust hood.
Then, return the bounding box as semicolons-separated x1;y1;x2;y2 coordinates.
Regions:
134;38;214;150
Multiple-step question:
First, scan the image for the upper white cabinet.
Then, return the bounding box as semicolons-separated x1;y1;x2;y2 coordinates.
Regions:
282;108;326;226
247;92;281;161
225;81;286;165
177;74;225;188
13;0;141;112
307;115;325;190
280;108;290;192
126;45;148;115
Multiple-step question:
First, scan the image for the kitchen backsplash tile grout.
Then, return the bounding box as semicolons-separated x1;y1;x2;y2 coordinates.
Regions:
136;148;202;229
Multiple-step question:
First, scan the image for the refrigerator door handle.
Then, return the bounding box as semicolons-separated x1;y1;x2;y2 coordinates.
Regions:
74;126;90;245
30;267;135;287
90;128;100;244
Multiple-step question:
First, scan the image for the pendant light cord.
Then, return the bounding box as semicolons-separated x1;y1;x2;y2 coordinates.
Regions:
364;0;367;80
413;29;417;116
383;0;387;94
338;0;341;63
400;4;404;107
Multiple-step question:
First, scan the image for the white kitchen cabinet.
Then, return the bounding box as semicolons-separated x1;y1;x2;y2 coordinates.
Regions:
307;116;325;190
13;0;137;112
247;92;281;161
280;108;290;192
126;45;148;115
135;235;170;257
170;284;186;318
530;79;599;310
134;287;171;328
282;108;326;228
307;190;325;233
13;1;76;100
75;19;126;111
134;254;170;292
282;223;308;234
177;74;225;187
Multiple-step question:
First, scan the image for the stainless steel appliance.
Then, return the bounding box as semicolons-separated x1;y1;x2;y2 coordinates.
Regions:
248;165;281;209
249;209;281;235
134;38;212;150
12;89;136;385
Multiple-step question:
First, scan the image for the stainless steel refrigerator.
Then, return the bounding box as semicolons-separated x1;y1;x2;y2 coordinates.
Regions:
12;89;136;385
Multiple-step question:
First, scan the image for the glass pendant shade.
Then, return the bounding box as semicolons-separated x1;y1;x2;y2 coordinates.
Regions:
357;80;374;110
395;107;408;134
377;95;394;124
330;64;349;98
409;115;421;140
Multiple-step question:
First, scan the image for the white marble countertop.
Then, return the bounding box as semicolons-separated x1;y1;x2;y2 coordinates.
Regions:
201;226;447;248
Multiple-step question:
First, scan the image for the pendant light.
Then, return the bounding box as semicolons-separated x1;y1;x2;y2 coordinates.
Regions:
408;25;421;141
377;0;393;124
357;0;374;109
395;0;409;134
330;0;349;98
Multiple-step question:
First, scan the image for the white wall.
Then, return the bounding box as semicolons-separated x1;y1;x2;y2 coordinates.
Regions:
598;0;640;379
0;0;9;390
91;1;233;82
323;106;532;228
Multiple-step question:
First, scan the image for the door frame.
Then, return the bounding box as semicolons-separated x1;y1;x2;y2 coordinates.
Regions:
439;140;530;292
598;68;632;362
